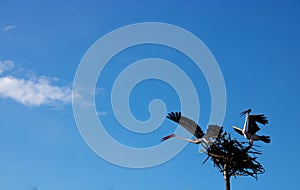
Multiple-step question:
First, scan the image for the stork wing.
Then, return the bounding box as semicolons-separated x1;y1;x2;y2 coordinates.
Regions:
248;114;268;134
200;125;222;147
167;112;204;138
232;126;244;136
203;125;222;139
250;114;268;125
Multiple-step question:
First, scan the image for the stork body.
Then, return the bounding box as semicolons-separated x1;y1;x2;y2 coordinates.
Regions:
233;109;271;145
161;112;222;145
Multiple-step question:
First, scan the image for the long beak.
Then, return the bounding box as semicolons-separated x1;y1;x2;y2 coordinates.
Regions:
239;109;251;116
161;134;175;142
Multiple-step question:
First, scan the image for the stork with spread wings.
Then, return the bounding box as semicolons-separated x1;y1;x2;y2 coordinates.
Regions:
232;109;271;145
161;112;222;145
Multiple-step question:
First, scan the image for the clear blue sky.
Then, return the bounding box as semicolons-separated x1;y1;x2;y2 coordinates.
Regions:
1;0;300;189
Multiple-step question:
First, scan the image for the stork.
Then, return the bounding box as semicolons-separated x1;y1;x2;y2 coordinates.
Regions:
161;112;222;145
232;109;271;145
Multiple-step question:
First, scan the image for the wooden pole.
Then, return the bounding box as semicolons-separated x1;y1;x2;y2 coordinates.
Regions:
223;164;231;190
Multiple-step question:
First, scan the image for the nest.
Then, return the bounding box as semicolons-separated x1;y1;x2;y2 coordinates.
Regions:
202;130;265;179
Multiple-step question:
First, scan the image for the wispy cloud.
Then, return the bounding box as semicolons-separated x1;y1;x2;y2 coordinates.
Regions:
0;76;72;106
0;60;14;74
72;85;95;109
3;25;16;32
72;86;108;116
0;60;71;107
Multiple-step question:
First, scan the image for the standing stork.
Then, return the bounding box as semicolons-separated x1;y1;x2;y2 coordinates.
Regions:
161;112;222;145
232;109;271;145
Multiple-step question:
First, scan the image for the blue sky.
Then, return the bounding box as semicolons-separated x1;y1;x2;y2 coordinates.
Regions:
1;0;300;189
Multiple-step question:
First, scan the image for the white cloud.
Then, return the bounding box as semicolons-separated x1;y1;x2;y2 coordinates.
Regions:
0;75;72;106
0;60;14;74
3;25;16;32
72;91;93;109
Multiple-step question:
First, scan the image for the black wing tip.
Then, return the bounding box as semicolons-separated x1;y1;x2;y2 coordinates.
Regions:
260;135;271;143
255;114;269;125
166;112;181;122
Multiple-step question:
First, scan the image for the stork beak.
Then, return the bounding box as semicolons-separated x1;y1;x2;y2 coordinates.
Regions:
239;109;251;116
161;134;175;142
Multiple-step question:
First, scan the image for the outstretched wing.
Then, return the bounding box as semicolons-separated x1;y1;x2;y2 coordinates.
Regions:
248;114;268;134
167;112;204;138
202;125;223;146
232;126;244;136
204;125;223;139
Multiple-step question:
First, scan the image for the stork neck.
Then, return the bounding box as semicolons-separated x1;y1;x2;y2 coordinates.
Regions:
243;114;249;133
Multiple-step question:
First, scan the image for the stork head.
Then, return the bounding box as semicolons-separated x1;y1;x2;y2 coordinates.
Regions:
239;108;251;116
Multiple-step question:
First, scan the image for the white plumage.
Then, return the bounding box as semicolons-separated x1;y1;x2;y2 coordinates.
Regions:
232;109;270;145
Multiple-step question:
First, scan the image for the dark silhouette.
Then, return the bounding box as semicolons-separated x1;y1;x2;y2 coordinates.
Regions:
232;109;270;145
162;110;270;190
202;130;264;190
